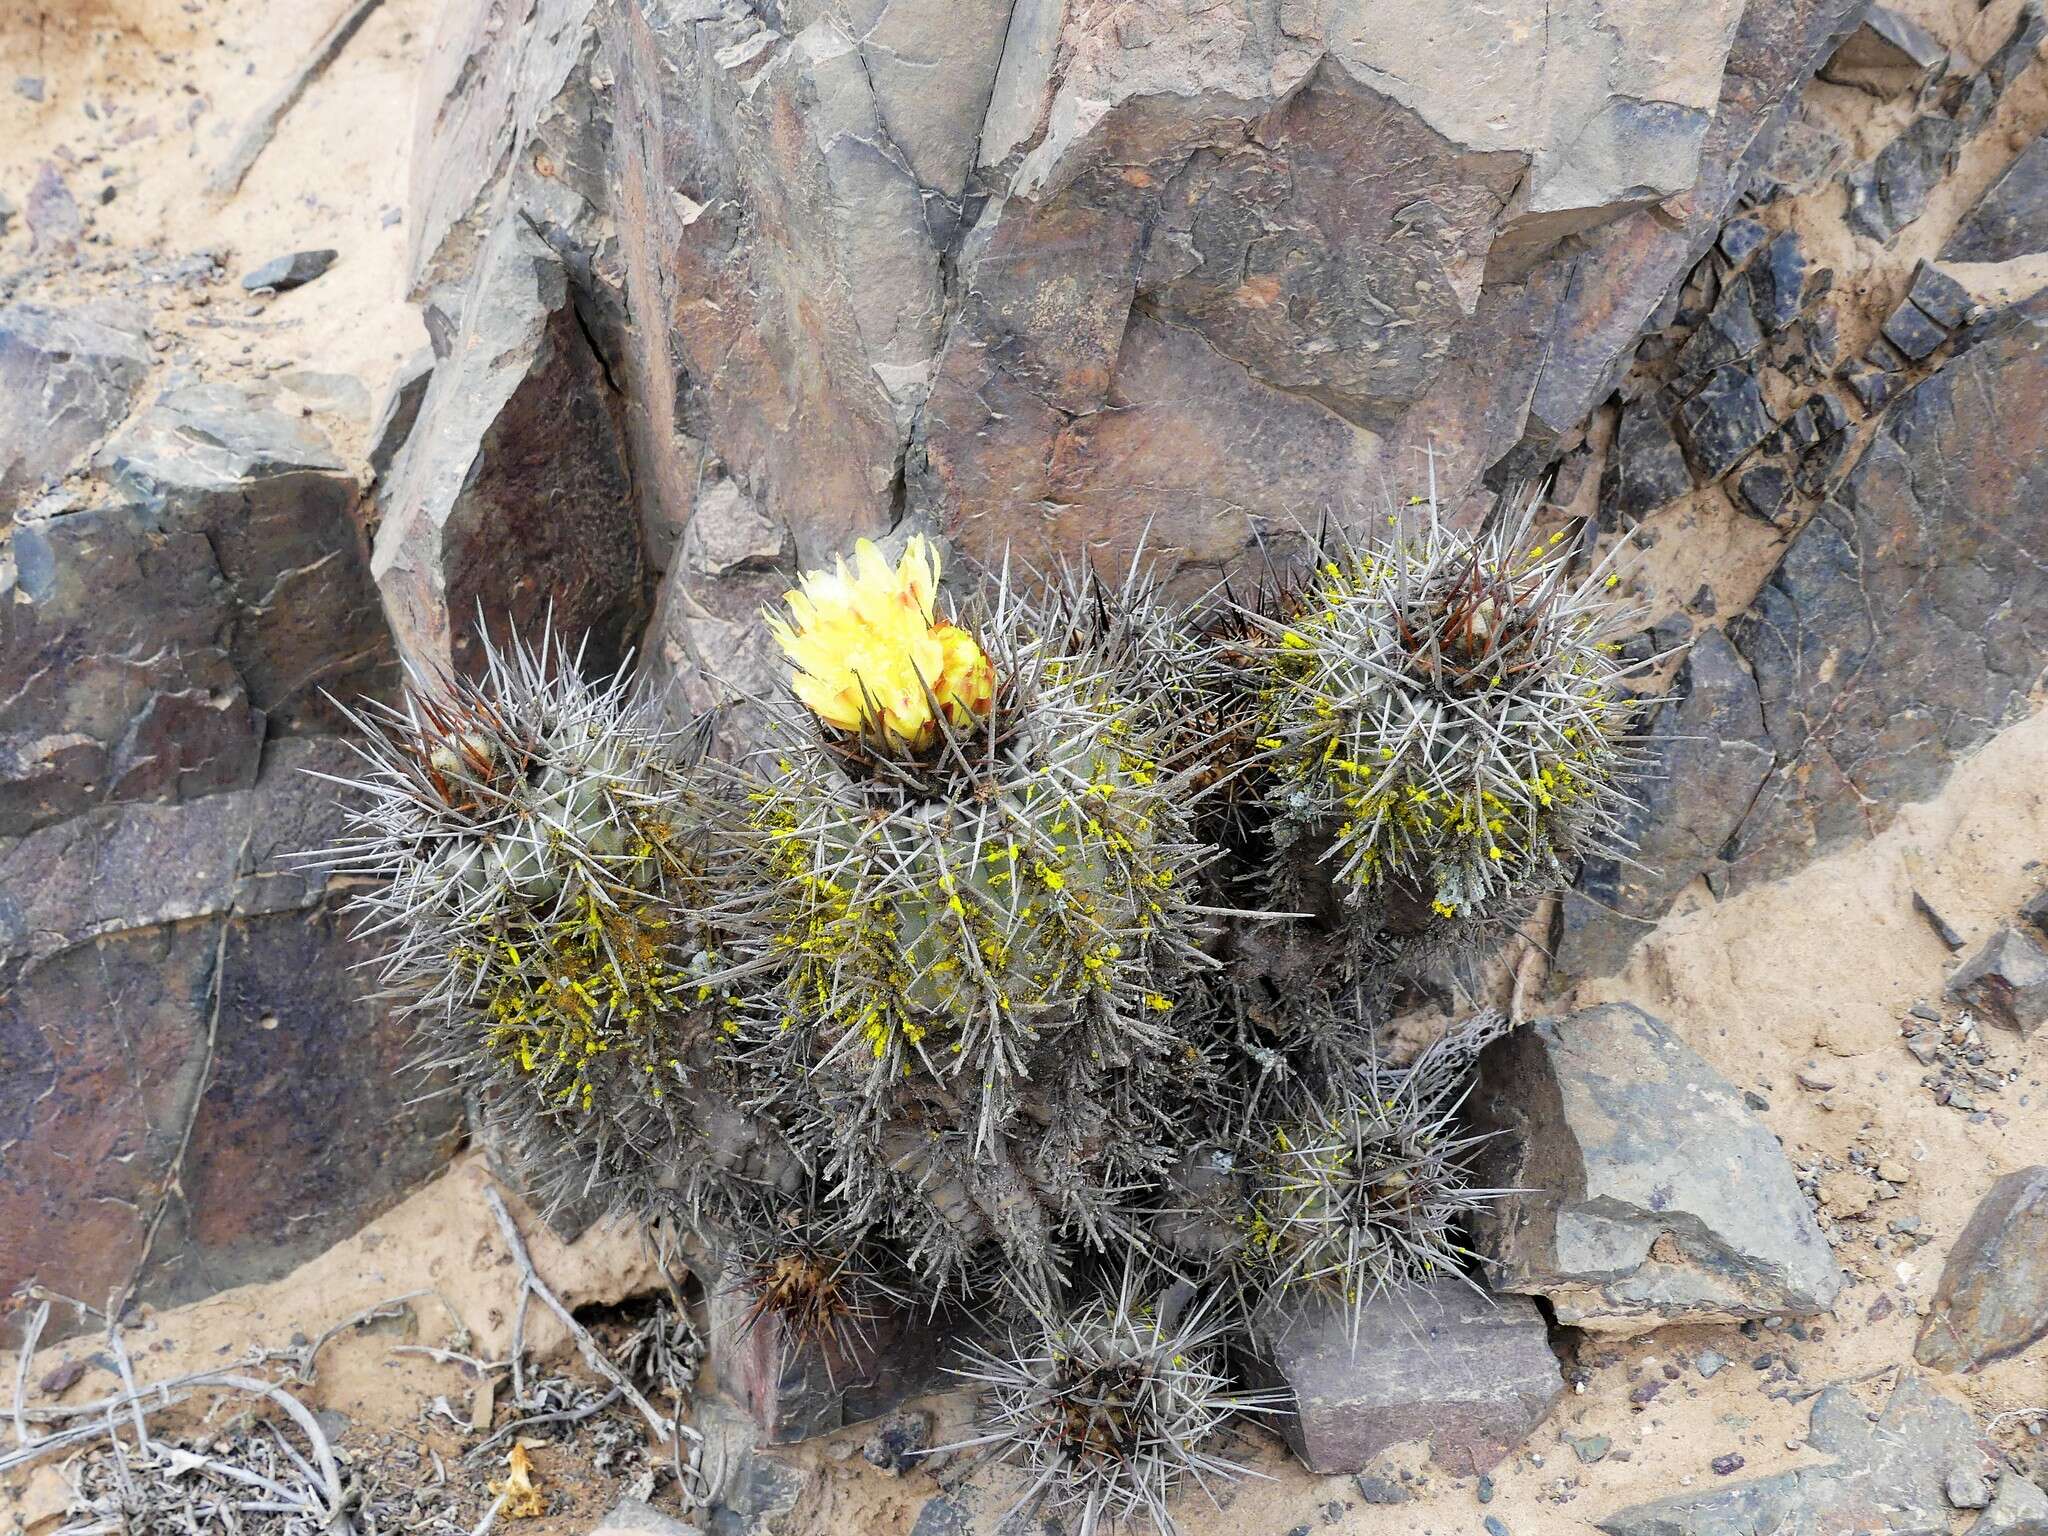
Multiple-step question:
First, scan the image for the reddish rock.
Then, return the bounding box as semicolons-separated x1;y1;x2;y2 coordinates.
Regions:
1916;1166;2048;1373
374;215;644;679
0;740;461;1341
707;1268;955;1444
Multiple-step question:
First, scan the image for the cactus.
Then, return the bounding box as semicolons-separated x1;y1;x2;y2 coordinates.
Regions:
319;505;1653;1529
1237;1010;1514;1329
1245;487;1648;978
317;626;753;1221
948;1261;1272;1536
735;538;1228;1303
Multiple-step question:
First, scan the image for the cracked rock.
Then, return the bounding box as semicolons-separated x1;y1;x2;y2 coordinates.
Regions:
374;214;644;679
1846;113;1960;243
1676;365;1774;479
1605;400;1696;519
1722;289;2048;892
1819;5;1947;96
1946;927;2048;1035
100;381;396;736
1916;1166;2048;1373
1945;130;2048;262
0;302;150;512
1471;1004;1844;1333
0;740;459;1339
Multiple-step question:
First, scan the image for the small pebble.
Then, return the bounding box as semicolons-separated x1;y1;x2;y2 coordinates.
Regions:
1712;1453;1746;1476
1696;1349;1729;1378
1484;1518;1511;1536
1476;1473;1495;1504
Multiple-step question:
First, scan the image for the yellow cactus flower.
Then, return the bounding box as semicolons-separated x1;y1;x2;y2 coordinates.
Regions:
768;536;994;752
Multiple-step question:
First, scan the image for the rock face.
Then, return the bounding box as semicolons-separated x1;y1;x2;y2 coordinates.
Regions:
1471;1006;1843;1334
0;303;149;511
1597;1374;2002;1536
1946;131;2048;262
101;383;397;735
0;349;450;1340
388;0;1867;687
1916;1165;2048;1373
374;214;644;679
1721;289;2048;894
1243;1281;1563;1475
1557;630;1774;978
2;381;393;838
0;739;461;1331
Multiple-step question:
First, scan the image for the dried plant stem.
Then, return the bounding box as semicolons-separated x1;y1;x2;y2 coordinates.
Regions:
483;1186;698;1453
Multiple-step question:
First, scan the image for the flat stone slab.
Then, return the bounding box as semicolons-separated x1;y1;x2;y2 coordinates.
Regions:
1472;1005;1842;1334
1244;1280;1562;1475
1917;1165;2048;1373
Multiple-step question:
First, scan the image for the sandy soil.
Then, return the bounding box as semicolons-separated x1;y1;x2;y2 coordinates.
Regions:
2;0;2045;1531
0;0;430;465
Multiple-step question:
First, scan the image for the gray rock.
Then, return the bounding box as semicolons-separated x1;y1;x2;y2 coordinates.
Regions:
1916;1166;2048;1372
1597;1374;1998;1536
0;303;150;511
2021;885;2048;942
1606;401;1696;519
1723;290;2048;892
0;740;460;1338
1243;1280;1562;1475
707;1269;955;1444
1471;1005;1843;1333
1841;356;1903;410
1556;630;1774;977
366;347;434;482
1818;5;1947;96
1945;132;2048;263
1846;113;1961;243
1969;1473;2048;1536
907;1497;973;1536
1676;365;1774;479
1946;928;2048;1035
1736;463;1794;523
1678;273;1767;376
1907;260;1974;329
1757;120;1848;199
1983;3;2048;105
1952;1471;1996;1511
1881;297;1949;360
1718;217;1770;264
100;382;396;736
1752;232;1813;332
696;1392;814;1536
374;214;644;679
861;1409;933;1474
240;249;338;292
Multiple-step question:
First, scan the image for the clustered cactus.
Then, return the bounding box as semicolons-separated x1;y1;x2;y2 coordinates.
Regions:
323;492;1645;1532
